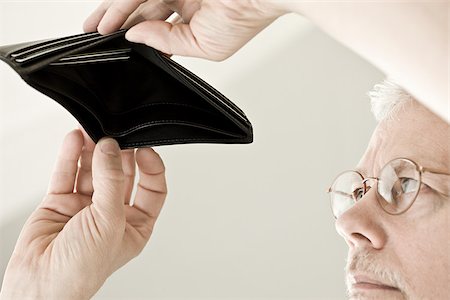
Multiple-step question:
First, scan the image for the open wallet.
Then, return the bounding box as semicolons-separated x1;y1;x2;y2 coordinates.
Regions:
0;30;253;148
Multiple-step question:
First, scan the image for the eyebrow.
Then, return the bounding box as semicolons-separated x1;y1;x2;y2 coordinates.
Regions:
392;160;409;173
358;159;443;177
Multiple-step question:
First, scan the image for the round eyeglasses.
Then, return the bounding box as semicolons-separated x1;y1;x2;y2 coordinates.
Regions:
327;158;450;219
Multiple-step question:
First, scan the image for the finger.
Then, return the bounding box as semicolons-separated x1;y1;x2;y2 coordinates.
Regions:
97;0;151;34
83;0;112;33
124;12;181;60
122;149;136;204
121;3;173;31
47;129;84;194
126;20;210;58
132;148;167;220
91;138;125;221
75;127;96;196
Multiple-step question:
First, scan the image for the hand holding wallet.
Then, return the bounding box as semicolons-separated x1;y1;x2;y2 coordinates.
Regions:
0;30;253;148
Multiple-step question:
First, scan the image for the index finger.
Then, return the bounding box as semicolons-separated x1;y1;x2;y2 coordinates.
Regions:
96;0;149;34
83;0;112;33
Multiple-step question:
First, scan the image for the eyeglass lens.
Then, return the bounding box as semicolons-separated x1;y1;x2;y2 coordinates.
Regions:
377;158;420;214
330;158;421;218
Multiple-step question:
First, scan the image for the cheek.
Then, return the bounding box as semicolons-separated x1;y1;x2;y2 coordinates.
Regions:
391;208;449;297
411;189;448;217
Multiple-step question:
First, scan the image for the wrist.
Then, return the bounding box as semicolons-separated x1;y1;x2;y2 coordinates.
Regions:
1;267;94;300
1;283;91;300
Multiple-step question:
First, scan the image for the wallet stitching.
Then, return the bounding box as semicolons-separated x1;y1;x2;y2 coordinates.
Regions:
104;120;244;137
122;137;251;147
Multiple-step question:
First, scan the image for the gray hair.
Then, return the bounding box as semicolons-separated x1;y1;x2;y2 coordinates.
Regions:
368;79;413;122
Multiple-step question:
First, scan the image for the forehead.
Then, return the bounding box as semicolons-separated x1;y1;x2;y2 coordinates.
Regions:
357;100;450;175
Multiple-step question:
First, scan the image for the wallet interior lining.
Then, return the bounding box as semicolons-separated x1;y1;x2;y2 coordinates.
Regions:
28;73;245;145
162;57;247;122
28;47;245;137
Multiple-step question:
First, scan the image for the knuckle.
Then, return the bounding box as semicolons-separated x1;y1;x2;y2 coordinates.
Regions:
98;168;125;182
161;0;177;6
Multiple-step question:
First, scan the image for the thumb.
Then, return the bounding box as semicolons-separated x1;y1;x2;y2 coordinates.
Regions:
125;21;212;59
91;138;125;222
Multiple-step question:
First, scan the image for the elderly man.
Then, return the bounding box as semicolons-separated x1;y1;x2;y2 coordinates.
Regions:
1;1;448;299
332;81;449;298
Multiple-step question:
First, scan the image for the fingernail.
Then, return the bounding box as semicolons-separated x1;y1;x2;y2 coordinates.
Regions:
100;139;120;156
125;31;139;42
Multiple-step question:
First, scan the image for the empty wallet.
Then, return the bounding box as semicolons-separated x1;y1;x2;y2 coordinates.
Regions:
0;30;253;148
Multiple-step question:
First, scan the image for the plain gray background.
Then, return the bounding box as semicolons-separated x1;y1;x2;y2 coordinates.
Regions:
0;1;383;299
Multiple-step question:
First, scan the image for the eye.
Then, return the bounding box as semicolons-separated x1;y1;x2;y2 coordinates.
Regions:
352;188;365;201
400;177;419;193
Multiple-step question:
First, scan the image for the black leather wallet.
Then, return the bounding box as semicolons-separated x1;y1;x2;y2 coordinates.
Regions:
0;30;253;148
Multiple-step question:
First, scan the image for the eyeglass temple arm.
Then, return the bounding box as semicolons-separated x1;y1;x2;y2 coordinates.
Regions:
419;167;450;196
421;167;450;176
326;188;353;198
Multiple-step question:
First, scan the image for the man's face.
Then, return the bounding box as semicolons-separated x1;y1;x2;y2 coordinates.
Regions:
335;100;449;299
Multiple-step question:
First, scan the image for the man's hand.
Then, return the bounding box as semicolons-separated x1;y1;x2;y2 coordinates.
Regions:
83;0;288;60
84;0;449;122
0;129;167;300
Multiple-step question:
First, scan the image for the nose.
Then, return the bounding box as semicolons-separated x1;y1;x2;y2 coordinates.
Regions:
335;188;387;250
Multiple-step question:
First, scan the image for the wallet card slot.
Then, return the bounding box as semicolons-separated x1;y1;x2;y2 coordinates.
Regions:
15;35;106;64
49;56;130;66
13;31;127;64
10;32;101;59
49;49;131;66
58;49;131;61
